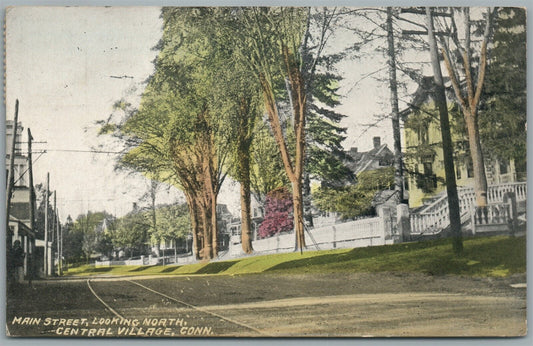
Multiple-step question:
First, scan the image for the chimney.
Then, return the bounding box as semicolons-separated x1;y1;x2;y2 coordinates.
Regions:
373;136;381;149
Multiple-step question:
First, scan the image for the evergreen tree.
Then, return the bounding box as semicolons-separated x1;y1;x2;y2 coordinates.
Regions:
480;7;526;176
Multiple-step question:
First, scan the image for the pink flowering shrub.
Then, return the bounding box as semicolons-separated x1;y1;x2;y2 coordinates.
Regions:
258;187;294;238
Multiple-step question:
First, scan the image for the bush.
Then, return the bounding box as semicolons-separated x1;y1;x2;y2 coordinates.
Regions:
258;187;293;238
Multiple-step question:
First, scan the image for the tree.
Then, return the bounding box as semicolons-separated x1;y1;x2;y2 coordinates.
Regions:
149;203;191;250
426;7;463;254
480;7;526;176
62;215;84;263
257;187;294;239
69;211;111;263
313;167;394;219
439;7;497;207
238;7;345;251
119;8;238;260
249;122;289;204
112;211;150;258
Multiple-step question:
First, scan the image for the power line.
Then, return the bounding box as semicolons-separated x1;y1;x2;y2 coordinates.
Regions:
12;152;45;185
45;149;124;154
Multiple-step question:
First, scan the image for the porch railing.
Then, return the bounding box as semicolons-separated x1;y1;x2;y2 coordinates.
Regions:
410;182;526;235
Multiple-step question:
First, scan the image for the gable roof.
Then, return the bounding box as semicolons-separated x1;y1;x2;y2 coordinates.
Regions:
345;144;394;175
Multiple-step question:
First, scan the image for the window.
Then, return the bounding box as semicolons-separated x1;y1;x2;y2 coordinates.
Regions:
416;163;437;193
423;162;433;176
499;161;508;174
467;159;474;178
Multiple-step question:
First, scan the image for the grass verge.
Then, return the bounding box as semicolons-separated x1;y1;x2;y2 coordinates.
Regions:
63;235;525;278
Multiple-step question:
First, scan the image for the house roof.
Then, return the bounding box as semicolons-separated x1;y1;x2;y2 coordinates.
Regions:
399;76;454;121
346;144;394;175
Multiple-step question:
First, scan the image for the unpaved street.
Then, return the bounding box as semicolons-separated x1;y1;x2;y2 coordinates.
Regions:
6;272;527;337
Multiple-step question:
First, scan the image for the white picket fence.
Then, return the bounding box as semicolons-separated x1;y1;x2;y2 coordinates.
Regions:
230;215;388;257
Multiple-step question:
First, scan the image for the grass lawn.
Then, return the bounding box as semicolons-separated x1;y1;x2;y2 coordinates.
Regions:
64;235;526;278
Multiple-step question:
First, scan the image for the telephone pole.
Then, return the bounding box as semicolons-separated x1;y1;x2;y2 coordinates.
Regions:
53;191;57;275
44;173;49;276
28;129;35;234
6;99;19;248
28;128;36;283
59;215;63;276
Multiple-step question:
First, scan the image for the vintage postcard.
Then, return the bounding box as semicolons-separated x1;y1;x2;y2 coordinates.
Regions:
4;5;527;337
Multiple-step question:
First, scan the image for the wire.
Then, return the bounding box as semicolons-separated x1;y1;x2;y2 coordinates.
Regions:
45;149;123;154
12;152;45;186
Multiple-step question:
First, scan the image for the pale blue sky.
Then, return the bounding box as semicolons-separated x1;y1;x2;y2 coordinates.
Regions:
5;6;402;220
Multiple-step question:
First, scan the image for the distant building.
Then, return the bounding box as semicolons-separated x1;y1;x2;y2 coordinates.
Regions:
345;136;394;175
226;197;264;241
6;120;42;279
311;137;395;228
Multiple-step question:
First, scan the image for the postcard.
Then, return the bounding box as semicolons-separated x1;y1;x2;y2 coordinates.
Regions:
4;5;527;337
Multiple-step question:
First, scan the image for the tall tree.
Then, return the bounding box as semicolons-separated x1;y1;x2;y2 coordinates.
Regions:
480;7;526;176
426;7;463;254
112;211;150;258
439;7;497;207
148;203;191;250
119;8;237;260
386;7;404;202
238;7;345;251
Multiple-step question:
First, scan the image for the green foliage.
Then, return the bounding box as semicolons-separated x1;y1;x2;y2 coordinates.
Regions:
250;123;289;202
97;123;117;135
313;167;394;219
149;203;191;243
480;7;526;173
64;211;113;262
112;211;150;254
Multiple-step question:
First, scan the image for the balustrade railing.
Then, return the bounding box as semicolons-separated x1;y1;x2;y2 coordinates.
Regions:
472;204;511;227
410;182;526;235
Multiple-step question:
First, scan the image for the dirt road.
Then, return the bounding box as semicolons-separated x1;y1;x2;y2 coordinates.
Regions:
6;272;527;337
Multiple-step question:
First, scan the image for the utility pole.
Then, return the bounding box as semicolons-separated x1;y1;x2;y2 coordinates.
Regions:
425;7;463;254
28;129;35;235
6;99;19;248
28;128;36;283
386;7;405;203
53;191;57;275
44;173;49;276
56;211;61;276
60;219;63;275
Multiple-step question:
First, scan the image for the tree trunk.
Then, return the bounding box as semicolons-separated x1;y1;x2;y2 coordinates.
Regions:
201;192;213;260
465;112;488;206
387;7;404;203
210;191;218;258
185;193;202;260
303;172;314;228
426;7;463;254
440;7;493;209
285;45;307;251
240;175;254;254
292;179;306;251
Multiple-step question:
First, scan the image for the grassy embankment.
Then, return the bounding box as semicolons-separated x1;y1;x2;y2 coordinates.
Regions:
64;235;526;278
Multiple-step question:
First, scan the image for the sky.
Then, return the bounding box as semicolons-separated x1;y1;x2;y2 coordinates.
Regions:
5;6;402;221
